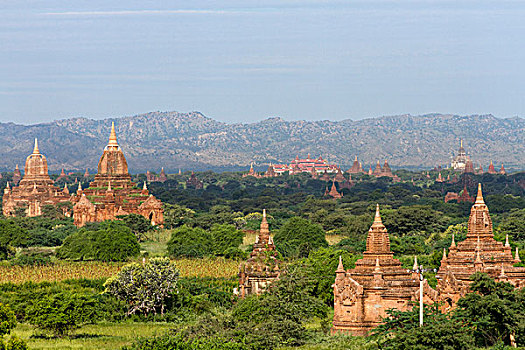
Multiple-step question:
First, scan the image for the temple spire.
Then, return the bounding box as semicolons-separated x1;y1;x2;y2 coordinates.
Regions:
515;247;521;262
475;183;485;204
442;248;447;260
451;234;456;248
413;256;418;270
505;234;510;247
33;138;40;154
108;181;112;191
373;204;382;226
108;122;119;147
336;255;345;273
143;181;147;190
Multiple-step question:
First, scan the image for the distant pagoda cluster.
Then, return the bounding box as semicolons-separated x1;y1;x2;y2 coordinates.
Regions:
3;123;164;227
449;139;506;175
332;184;525;336
146;168;167;183
243;155;400;182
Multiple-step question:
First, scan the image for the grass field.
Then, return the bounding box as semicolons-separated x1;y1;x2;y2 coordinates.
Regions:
11;322;177;350
0;257;239;284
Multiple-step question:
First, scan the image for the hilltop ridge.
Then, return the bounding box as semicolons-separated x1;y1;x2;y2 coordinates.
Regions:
0;112;523;172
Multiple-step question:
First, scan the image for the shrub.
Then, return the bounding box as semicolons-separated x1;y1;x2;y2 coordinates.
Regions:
25;291;99;337
167;226;212;258
104;257;179;315
57;221;139;261
117;214;153;241
274;217;328;258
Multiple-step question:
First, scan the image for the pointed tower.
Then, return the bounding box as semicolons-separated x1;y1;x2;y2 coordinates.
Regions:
499;164;506;175
84;168;90;178
347;156;362;174
327;180;342;199
487;160;497;174
436;183;525;307
332;204;433;336
373;160;382;176
382;160;393;177
57;168;67;181
12;164;22;185
238;209;280;297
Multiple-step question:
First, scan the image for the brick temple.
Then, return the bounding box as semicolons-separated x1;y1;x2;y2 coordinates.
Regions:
436;184;525;309
332;205;437;336
238;209;280;297
71;123;164;227
3;139;71;217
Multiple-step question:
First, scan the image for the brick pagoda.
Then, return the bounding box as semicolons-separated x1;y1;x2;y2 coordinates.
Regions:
71;123;164;227
436;184;525;309
238;209;280;297
332;205;437;336
3;139;71;217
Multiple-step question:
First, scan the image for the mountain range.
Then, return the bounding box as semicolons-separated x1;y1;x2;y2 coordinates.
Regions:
1;112;523;173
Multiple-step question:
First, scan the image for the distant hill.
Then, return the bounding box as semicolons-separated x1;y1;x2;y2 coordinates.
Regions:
0;112;523;173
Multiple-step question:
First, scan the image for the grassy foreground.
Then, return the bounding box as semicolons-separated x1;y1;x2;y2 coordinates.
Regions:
11;322;177;350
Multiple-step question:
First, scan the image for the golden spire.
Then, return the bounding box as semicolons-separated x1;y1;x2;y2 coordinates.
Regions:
505;234;510;247
515;247;521;262
460;139;463;148
143;181;147;190
475;183;485;204
451;234;456;248
108;181;112;191
442;248;447;260
355;155;358;161
33;138;40;154
77;182;82;192
413;255;418;270
108;122;119;147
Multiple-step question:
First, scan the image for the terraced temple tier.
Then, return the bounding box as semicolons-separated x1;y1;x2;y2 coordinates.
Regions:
436;184;525;310
71;122;164;227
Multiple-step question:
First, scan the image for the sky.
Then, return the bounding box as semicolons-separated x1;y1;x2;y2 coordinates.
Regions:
1;0;525;125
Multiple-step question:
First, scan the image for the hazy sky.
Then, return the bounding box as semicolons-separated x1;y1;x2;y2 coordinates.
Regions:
1;0;525;124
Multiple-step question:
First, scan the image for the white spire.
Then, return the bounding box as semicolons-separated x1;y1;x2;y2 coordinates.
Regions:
143;181;147;190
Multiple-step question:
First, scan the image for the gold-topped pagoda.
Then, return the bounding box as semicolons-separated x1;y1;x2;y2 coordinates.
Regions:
71;123;164;227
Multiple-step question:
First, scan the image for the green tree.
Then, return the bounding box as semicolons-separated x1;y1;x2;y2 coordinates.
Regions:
274;217;328;258
210;224;244;256
0;303;16;337
456;273;524;347
104;257;180;315
167;225;212;258
163;203;195;229
497;209;525;241
26;291;99;337
57;221;139;262
373;303;474;350
382;205;448;236
117;214;152;241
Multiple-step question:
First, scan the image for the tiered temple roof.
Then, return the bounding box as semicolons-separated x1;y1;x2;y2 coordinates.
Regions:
436;184;525;309
451;139;470;170
332;205;437;336
238;209;280;297
71;123;164;227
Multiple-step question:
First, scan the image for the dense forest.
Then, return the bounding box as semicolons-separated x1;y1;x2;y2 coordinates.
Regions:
0;169;524;349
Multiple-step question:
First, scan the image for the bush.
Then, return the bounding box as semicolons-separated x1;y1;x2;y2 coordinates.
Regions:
274;217;328;258
210;224;244;256
124;332;251;350
25;291;99;337
117;214;153;241
57;221;140;261
167;226;212;258
104;257;179;315
0;303;16;337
